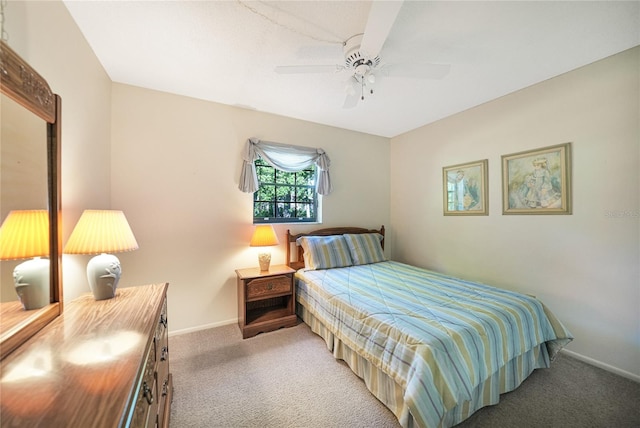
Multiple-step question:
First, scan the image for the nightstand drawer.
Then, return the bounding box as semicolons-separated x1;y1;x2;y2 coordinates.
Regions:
246;275;291;299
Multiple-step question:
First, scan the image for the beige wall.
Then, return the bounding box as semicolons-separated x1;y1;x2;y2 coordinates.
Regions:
110;84;390;333
390;47;640;379
3;0;113;300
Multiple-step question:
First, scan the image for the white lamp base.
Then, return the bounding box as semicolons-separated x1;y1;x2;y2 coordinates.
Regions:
258;252;272;271
87;253;122;300
13;257;50;310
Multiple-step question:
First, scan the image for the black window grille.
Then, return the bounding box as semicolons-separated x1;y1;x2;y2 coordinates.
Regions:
253;158;317;224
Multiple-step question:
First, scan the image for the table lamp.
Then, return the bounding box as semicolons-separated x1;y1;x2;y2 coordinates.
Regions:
0;210;50;310
64;210;138;300
250;225;279;271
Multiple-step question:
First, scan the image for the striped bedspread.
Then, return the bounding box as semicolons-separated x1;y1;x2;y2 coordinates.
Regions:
295;261;573;428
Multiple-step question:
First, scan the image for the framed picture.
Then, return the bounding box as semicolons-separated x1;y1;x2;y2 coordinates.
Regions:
502;143;572;215
442;159;488;216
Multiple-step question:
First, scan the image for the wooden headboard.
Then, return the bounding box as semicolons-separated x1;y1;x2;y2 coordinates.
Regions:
286;225;385;270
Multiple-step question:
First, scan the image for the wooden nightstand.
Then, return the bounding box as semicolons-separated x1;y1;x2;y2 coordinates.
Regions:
236;264;297;339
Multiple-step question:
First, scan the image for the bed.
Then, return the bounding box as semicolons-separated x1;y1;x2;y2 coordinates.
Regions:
286;226;572;428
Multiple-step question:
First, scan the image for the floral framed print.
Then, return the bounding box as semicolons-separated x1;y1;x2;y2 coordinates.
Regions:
443;159;488;216
502;142;572;215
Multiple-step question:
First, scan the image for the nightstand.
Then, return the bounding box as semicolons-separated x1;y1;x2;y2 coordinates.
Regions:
236;264;297;339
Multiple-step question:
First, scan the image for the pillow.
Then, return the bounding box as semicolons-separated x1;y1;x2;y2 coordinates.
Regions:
296;235;353;270
343;233;386;265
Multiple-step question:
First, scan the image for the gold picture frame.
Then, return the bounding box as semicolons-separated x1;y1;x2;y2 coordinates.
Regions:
443;159;488;216
502;143;572;215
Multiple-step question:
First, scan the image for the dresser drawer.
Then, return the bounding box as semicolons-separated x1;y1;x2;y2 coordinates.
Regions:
131;345;158;428
155;297;168;356
246;275;291;300
155;298;168;338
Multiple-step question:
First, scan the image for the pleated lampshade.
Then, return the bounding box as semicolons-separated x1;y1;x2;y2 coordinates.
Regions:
0;210;50;260
249;225;279;271
64;210;138;255
249;225;279;247
0;210;51;309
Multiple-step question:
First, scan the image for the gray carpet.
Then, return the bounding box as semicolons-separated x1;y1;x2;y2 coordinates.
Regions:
169;322;640;428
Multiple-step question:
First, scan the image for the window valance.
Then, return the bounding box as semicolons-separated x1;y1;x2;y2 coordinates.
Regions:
238;138;333;195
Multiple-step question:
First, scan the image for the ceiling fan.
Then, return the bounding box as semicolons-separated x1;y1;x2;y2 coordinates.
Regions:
275;0;450;108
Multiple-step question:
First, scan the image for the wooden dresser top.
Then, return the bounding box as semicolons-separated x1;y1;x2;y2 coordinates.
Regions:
0;283;168;427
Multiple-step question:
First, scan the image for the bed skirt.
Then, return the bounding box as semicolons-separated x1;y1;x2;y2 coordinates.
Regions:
296;301;551;428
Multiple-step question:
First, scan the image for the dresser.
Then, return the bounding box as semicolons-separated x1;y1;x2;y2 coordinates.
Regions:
0;283;172;427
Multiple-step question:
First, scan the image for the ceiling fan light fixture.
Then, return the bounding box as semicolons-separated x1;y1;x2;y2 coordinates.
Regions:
354;63;369;77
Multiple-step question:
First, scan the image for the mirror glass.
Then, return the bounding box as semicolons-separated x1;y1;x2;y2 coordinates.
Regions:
0;39;61;360
1;93;49;302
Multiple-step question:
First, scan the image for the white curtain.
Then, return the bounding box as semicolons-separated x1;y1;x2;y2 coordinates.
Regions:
238;138;333;195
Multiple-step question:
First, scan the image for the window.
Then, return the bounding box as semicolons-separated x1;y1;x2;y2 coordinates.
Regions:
253;158;318;224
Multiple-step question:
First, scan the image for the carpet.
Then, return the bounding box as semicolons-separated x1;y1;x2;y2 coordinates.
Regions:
169;322;640;428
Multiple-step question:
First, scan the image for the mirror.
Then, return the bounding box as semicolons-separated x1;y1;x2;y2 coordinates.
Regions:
0;40;62;360
1;93;48;297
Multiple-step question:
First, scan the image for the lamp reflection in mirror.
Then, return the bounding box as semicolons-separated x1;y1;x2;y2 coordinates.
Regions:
0;210;50;310
64;210;138;300
250;225;279;271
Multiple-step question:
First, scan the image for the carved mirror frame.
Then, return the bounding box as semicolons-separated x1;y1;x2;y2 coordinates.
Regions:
0;40;62;359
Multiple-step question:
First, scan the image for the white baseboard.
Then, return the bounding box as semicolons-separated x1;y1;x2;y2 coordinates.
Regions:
561;349;640;383
168;318;237;337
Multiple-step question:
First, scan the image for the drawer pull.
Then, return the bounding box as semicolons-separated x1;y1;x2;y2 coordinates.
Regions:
162;379;169;397
159;314;168;328
143;381;154;405
161;346;169;361
267;283;273;290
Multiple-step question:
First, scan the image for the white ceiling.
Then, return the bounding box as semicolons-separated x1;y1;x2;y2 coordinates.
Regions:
63;1;640;138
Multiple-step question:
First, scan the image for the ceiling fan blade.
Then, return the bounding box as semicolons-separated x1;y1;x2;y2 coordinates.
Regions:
360;0;404;59
342;78;360;109
274;65;343;74
342;91;360;109
381;62;451;80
